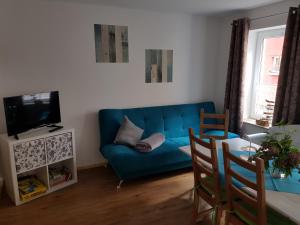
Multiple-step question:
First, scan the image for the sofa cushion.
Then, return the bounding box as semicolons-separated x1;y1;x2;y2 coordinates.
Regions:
114;116;144;146
101;141;192;180
168;132;239;147
204;130;239;139
168;136;191;147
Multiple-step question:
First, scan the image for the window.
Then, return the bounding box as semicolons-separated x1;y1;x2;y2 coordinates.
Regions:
244;27;285;123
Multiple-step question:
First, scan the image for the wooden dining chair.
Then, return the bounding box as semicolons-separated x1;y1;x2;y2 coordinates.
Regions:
222;142;267;225
189;128;224;225
200;109;229;140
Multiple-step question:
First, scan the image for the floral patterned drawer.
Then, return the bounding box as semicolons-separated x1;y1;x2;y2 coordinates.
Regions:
46;132;73;164
13;139;46;173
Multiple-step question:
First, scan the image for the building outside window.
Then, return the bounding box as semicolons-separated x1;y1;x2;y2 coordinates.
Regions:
269;55;281;75
244;26;285;125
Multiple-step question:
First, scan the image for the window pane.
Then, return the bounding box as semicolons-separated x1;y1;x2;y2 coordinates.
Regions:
254;36;284;120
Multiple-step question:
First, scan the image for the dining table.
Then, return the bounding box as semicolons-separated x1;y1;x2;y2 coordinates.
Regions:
179;137;300;225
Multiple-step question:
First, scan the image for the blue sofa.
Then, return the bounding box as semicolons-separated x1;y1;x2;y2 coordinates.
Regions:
99;102;239;181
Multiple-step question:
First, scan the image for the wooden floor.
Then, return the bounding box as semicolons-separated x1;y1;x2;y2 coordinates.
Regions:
0;167;212;225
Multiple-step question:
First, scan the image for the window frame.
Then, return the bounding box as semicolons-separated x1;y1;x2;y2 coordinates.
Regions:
248;27;285;120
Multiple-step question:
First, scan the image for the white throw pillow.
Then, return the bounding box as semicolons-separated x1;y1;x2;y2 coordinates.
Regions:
114;116;144;147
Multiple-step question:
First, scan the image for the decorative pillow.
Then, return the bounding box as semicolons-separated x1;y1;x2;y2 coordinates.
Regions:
114;116;144;147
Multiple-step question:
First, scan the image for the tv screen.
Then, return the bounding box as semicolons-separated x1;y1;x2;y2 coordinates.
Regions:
3;91;61;136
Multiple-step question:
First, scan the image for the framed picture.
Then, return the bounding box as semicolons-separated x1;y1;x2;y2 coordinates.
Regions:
94;24;129;63
145;49;173;83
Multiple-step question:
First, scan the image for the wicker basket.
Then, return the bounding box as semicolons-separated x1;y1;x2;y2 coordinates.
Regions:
256;119;269;127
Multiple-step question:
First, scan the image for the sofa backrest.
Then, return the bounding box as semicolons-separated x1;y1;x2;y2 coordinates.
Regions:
99;102;216;148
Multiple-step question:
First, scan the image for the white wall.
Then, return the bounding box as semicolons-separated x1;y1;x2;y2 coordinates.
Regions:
213;0;299;112
0;0;220;167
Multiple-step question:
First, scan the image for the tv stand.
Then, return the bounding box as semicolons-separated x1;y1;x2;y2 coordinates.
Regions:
47;125;64;133
0;128;77;206
14;134;19;140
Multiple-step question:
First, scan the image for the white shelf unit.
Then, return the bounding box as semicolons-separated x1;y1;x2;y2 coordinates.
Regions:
0;128;77;206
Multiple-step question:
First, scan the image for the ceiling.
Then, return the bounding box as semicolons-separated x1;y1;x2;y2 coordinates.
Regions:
53;0;285;15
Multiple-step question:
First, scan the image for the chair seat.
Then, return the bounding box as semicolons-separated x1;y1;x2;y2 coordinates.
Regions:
195;176;227;203
266;207;297;225
233;202;298;225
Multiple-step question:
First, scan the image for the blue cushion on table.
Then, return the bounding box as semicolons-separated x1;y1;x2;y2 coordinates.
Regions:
204;130;239;139
101;140;192;180
218;149;300;195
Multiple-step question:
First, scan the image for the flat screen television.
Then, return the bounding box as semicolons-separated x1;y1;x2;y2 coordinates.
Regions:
3;91;61;136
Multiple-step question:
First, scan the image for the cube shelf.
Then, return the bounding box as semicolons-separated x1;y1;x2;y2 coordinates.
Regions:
0;128;77;206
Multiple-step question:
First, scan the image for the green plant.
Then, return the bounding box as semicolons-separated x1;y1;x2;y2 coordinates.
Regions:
248;123;300;177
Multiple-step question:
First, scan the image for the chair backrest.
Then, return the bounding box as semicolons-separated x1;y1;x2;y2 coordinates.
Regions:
222;142;267;225
189;128;221;206
200;109;229;140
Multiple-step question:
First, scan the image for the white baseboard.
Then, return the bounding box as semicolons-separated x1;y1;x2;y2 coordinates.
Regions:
77;161;108;171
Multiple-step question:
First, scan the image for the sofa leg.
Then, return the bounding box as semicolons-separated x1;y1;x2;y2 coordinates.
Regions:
117;180;124;190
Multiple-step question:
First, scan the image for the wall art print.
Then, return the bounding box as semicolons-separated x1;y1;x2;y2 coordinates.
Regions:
145;49;173;83
94;24;129;63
